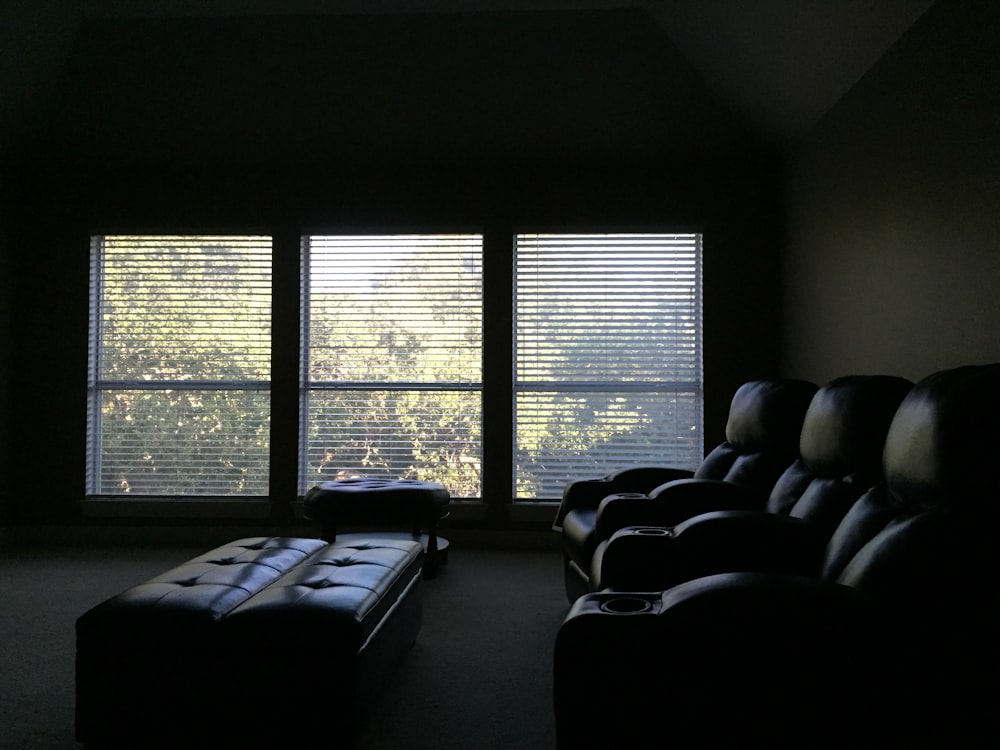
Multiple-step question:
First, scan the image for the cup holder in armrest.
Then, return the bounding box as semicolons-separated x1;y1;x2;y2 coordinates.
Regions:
605;492;649;501
630;527;672;536
599;596;654;615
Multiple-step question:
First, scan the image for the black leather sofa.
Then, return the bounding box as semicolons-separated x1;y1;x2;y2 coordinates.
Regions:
552;363;1000;748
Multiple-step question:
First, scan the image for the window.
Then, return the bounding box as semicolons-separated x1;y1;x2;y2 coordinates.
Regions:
299;235;483;496
86;230;701;504
87;236;272;495
514;233;703;499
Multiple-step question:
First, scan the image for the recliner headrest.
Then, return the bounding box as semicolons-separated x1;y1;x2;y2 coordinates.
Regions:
883;363;1000;512
798;375;913;481
725;379;818;453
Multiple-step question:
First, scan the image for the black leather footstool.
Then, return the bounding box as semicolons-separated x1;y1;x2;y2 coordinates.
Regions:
304;478;451;577
76;536;424;749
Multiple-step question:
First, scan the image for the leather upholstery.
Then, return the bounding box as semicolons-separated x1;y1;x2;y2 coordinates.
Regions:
303;477;451;576
592;374;913;591
225;535;424;650
224;534;425;747
768;375;913;523
304;478;451;525
553;363;1000;749
554;379;819;529
76;535;423;749
695;378;823;486
77;537;329;638
557;379;817;601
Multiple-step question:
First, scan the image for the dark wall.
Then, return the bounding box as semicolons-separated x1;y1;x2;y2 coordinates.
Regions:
10;163;783;523
34;11;760;174
782;0;1000;382
0;177;12;524
5;9;785;524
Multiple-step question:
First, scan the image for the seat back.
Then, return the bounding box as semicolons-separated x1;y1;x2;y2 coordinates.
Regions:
556;377;815;601
555;364;1000;749
555;377;817;528
820;363;1000;744
693;378;818;500
762;374;913;540
822;363;1000;589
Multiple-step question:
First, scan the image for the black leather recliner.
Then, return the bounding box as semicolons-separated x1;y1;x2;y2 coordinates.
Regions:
553;363;1000;749
591;373;914;592
555;378;818;601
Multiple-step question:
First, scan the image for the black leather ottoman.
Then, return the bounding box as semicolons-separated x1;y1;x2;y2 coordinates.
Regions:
76;535;424;749
304;478;451;577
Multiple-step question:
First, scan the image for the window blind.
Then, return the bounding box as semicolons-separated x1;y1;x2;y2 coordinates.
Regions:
514;233;703;499
87;235;272;496
300;234;483;497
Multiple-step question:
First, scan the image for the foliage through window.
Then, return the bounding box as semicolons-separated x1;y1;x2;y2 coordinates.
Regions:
300;235;483;496
86;231;701;503
514;233;703;499
87;236;272;495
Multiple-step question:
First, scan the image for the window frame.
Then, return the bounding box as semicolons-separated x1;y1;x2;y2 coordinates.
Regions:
512;232;704;500
85;234;273;499
297;233;485;498
83;225;703;518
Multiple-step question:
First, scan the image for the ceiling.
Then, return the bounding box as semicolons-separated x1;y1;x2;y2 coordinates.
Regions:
1;0;935;168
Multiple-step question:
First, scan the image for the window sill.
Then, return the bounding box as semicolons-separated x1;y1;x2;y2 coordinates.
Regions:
80;496;276;520
77;496;560;525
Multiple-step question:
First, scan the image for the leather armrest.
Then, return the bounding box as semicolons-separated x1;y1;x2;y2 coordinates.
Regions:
593;478;758;541
554;574;879;748
553;467;694;529
593;510;826;591
603;465;696;485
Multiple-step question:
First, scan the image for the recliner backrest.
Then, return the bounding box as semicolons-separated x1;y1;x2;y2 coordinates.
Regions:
762;374;914;540
556;377;817;602
694;379;818;499
554;364;1000;750
822;363;1000;588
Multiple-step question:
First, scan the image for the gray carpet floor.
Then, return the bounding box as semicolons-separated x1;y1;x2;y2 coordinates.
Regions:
0;538;569;750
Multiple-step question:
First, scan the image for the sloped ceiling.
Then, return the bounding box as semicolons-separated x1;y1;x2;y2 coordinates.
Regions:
1;0;934;170
650;0;936;143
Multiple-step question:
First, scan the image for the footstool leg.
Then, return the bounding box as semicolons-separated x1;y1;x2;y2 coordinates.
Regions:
425;515;440;579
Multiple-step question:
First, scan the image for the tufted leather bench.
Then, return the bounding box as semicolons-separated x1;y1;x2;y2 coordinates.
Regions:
76;535;424;749
304;478;451;577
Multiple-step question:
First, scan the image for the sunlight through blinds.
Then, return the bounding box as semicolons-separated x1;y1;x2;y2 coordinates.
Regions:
514;233;703;500
301;235;483;497
87;235;272;496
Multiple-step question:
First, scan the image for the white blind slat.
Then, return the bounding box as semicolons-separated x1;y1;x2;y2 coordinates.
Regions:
87;235;272;497
88;231;700;503
514;233;704;500
301;235;484;497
